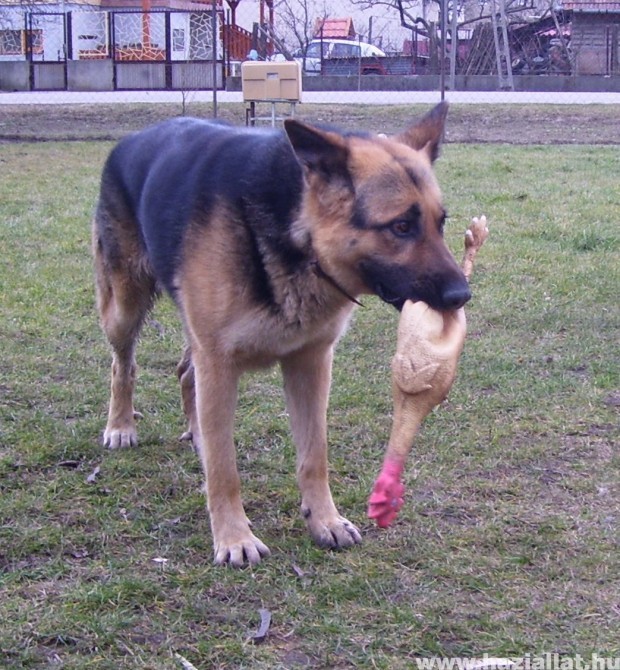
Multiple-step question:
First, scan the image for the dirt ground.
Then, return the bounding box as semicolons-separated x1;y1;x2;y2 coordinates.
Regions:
0;101;618;144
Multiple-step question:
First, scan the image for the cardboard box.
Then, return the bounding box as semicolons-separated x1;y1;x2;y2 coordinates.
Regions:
241;61;302;101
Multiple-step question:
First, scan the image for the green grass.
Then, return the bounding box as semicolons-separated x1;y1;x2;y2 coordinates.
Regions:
0;133;619;668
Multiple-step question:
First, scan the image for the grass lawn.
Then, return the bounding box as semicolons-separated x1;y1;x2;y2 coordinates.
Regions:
0;125;619;668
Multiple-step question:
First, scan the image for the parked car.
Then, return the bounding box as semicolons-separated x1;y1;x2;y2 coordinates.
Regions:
295;39;386;75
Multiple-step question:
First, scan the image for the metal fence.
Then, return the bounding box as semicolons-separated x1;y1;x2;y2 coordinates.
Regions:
1;1;619;101
0;8;224;91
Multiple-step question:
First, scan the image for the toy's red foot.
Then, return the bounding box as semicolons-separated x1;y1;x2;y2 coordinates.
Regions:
367;463;405;528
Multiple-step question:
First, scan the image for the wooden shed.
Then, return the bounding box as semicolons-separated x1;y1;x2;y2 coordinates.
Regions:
564;0;620;74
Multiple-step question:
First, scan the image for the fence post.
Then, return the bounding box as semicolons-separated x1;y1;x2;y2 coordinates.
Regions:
109;11;117;90
165;11;172;89
440;0;446;100
25;13;34;90
66;11;73;61
212;0;218;117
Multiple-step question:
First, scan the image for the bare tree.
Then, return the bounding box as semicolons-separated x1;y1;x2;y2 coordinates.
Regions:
349;0;554;78
273;0;333;62
350;0;438;46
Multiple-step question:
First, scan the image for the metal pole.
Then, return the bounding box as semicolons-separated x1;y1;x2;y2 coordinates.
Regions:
440;0;446;100
498;0;514;89
449;0;458;90
358;34;362;91
61;0;67;59
212;0;218;117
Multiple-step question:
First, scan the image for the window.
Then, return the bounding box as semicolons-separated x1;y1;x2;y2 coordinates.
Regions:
172;28;185;52
305;43;321;58
331;43;360;58
27;30;44;55
0;29;43;55
0;30;23;55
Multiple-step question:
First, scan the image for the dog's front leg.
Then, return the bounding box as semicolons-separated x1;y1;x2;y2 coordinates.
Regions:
193;351;270;567
281;345;362;550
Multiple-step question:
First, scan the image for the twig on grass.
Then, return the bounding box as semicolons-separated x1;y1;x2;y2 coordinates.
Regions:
174;652;199;670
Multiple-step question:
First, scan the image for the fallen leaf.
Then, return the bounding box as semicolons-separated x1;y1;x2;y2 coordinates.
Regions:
249;608;271;645
86;465;100;484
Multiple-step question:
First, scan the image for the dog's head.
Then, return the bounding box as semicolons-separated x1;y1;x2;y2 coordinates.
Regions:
284;103;471;312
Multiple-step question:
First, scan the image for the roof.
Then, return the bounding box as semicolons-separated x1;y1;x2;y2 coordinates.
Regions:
562;0;620;11
313;17;356;39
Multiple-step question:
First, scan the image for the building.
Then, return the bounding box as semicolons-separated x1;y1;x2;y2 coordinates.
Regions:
563;0;620;73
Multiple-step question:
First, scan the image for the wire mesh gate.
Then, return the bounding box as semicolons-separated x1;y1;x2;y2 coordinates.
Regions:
17;8;224;91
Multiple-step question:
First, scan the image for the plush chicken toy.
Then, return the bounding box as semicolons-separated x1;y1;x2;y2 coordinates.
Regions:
368;216;489;528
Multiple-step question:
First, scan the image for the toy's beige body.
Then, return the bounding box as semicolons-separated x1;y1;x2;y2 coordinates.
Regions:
368;216;488;527
389;302;466;460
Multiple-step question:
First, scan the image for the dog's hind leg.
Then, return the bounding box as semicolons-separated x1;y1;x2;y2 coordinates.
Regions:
94;232;156;449
281;344;363;551
177;346;198;444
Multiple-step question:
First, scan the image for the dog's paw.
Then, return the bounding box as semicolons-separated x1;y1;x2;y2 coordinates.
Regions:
103;425;137;449
305;511;362;550
213;531;271;568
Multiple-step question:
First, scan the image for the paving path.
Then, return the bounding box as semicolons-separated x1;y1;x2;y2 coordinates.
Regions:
1;89;619;105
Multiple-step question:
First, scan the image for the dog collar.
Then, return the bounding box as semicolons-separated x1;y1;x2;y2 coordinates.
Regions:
311;260;364;307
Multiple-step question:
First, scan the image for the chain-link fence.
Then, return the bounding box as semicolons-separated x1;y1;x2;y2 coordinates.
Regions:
1;0;619;103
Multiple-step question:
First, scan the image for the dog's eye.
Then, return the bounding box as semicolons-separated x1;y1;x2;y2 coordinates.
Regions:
390;220;418;238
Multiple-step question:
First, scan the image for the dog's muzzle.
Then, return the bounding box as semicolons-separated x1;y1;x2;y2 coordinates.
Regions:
363;261;471;313
437;283;471;311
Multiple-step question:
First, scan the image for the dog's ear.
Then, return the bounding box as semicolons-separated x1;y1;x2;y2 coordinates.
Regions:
395;102;449;163
284;119;349;178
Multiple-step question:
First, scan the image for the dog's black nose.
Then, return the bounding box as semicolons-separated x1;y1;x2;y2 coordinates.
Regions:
441;284;471;310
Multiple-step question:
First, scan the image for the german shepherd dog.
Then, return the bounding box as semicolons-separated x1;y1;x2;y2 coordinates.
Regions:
93;102;470;567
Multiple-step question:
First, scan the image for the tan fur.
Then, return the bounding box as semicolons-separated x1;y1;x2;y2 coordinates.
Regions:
313;136;448;300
